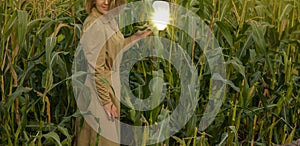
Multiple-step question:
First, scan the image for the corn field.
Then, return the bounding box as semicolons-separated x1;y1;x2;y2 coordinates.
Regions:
1;0;300;145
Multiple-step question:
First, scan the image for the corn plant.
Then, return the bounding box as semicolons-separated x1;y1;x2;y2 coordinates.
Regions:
1;0;299;145
1;0;86;145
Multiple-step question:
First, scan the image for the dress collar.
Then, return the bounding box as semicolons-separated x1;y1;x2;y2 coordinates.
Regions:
91;8;114;24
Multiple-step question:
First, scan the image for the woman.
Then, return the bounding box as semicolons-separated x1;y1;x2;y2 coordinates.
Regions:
73;0;151;145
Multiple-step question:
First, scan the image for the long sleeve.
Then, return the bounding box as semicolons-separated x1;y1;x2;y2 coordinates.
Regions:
94;25;125;106
95;64;112;105
94;34;126;105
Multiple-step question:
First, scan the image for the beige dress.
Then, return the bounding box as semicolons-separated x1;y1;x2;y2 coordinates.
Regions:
73;8;131;146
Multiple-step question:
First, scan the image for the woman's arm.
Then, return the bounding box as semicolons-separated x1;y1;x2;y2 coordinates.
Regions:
123;28;152;50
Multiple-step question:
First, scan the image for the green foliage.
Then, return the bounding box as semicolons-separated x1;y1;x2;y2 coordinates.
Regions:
1;0;299;145
0;0;86;145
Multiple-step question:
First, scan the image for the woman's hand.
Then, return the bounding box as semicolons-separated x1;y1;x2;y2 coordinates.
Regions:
130;28;152;42
103;101;118;121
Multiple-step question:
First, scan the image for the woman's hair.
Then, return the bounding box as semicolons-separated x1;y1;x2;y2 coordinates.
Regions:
85;0;126;14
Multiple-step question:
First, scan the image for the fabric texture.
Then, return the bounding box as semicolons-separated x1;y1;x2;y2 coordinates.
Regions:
73;8;131;146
